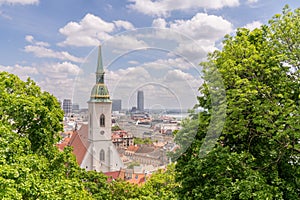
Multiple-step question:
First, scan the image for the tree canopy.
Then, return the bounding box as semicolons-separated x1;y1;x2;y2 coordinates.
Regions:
0;72;111;199
175;5;300;199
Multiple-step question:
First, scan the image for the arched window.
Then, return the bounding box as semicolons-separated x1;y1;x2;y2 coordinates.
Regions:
100;114;105;127
100;149;105;161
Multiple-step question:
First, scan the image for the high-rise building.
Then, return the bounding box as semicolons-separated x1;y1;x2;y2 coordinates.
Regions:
112;99;122;112
137;90;144;111
72;104;80;113
63;99;72;115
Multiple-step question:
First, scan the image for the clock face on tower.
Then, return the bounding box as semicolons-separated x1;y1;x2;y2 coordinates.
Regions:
100;130;105;135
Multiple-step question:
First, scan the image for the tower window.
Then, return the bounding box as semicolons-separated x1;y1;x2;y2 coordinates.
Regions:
100;149;105;161
100;114;105;127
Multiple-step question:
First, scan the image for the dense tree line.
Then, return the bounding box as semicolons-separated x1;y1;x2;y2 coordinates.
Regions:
175;5;300;199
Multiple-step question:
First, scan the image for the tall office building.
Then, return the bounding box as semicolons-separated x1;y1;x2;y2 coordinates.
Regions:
72;104;80;113
112;99;122;112
63;99;72;115
137;90;144;111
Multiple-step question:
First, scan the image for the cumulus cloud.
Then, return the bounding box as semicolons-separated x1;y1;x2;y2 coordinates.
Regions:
24;35;84;63
38;76;76;102
149;13;233;62
0;62;82;101
25;35;50;47
107;35;149;52
114;20;134;30
40;62;82;78
152;18;167;28
0;0;38;5
24;46;79;63
128;0;239;17
243;20;262;31
0;64;38;80
169;13;232;41
24;45;84;63
58;13;135;47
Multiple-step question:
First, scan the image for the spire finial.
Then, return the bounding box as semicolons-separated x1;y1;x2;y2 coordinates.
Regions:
96;45;104;83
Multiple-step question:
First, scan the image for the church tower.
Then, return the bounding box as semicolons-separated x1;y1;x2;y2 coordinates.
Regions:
82;45;124;172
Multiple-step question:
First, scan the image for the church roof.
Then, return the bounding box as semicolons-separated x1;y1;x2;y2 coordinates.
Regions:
69;124;89;165
90;45;111;103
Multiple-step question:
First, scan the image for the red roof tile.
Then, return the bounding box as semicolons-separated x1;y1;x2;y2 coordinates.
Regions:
68;124;89;165
127;145;139;152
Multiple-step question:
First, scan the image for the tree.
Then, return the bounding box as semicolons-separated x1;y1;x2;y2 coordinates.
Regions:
142;163;179;199
175;6;300;199
0;72;63;157
0;72;111;199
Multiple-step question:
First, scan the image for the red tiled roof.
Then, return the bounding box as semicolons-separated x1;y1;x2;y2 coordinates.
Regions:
56;137;71;151
127;145;139;152
104;170;125;182
68;124;89;165
104;171;120;182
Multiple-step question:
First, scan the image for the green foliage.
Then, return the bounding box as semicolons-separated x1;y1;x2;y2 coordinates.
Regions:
0;72;64;156
142;163;179;199
0;72;110;199
112;125;122;131
127;161;140;169
134;137;152;145
175;6;300;200
109;164;178;200
110;180;142;200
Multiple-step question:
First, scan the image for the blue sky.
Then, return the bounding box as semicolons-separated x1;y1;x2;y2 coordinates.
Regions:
0;0;299;109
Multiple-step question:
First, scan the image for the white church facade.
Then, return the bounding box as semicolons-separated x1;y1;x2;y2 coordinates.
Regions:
69;46;124;172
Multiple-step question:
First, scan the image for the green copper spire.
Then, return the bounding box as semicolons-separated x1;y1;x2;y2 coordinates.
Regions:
89;45;111;102
96;45;105;84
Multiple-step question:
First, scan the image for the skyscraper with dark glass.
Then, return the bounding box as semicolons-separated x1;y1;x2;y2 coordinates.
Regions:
137;90;144;111
62;99;72;115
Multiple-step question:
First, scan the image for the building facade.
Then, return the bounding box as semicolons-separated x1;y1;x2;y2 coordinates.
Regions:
63;99;72;115
112;99;122;112
137;90;144;111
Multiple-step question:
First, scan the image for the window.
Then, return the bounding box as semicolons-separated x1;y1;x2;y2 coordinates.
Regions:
100;114;105;127
100;149;105;161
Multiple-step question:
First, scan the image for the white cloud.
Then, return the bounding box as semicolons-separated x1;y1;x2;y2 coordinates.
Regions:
25;35;49;47
107;35;148;52
114;20;134;30
0;0;38;5
40;62;82;79
152;18;167;28
128;0;239;17
0;64;38;80
0;62;82;101
25;35;34;43
155;57;195;70
169;13;232;41
58;13;135;47
58;13;114;47
247;0;258;4
174;40;217;62
149;13;233;62
24;45;84;63
38;77;75;101
128;60;139;65
243;20;262;31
